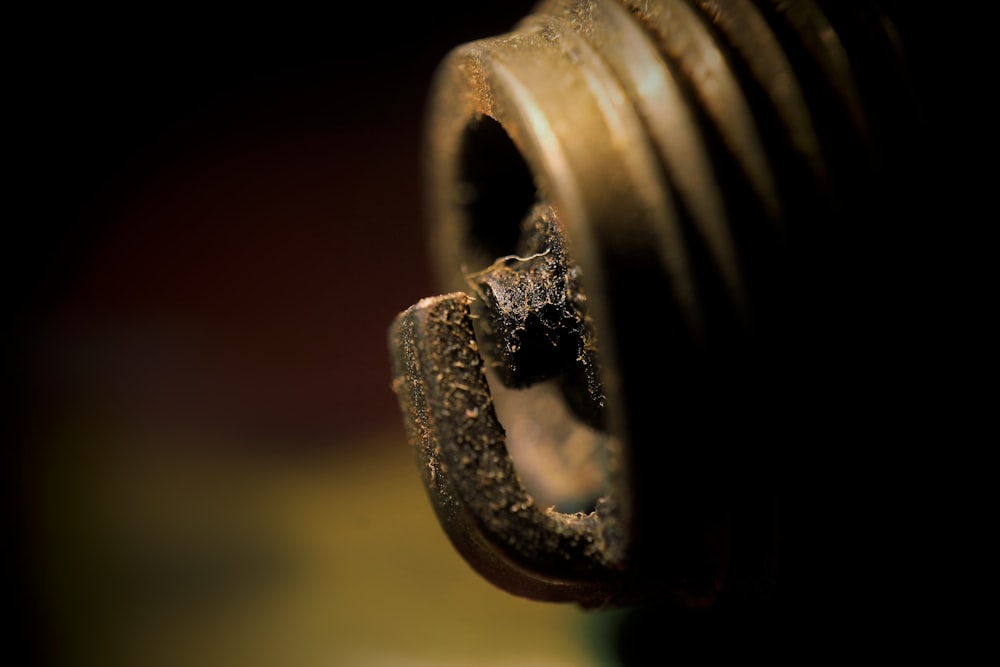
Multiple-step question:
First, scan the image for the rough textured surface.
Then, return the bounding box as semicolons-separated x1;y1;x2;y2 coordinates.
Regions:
466;202;606;430
389;292;624;607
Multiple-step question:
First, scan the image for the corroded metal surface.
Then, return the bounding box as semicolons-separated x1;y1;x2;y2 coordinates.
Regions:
389;0;924;615
390;290;626;607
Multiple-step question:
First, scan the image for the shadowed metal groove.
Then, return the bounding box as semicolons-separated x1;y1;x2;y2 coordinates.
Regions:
394;0;922;612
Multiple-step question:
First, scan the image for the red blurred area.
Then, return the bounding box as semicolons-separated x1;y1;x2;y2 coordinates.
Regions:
14;3;537;445
36;116;433;441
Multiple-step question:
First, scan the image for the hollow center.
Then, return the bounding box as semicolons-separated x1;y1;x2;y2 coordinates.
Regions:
458;115;537;269
486;370;607;514
458;117;607;513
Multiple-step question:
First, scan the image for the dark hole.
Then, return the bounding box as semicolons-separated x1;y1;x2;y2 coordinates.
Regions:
458;116;537;266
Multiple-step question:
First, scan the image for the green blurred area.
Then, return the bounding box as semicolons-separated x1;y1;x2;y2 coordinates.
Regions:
28;419;620;667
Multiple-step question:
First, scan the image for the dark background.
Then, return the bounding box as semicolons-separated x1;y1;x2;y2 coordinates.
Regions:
12;2;538;439
9;4;597;666
7;3;985;665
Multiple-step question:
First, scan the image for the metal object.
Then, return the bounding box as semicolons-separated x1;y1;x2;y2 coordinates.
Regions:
389;0;925;614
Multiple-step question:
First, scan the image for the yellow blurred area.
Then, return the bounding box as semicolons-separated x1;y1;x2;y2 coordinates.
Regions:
30;419;621;667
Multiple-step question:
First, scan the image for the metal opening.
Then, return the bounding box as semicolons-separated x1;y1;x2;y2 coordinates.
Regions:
486;373;607;515
457;116;537;268
457;118;605;514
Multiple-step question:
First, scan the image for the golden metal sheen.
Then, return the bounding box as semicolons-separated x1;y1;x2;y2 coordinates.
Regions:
397;0;920;611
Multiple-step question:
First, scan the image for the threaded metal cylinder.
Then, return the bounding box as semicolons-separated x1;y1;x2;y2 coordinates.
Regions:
419;0;930;611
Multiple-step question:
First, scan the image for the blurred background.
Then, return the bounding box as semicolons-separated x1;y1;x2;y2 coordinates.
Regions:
7;3;983;665
8;3;628;665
